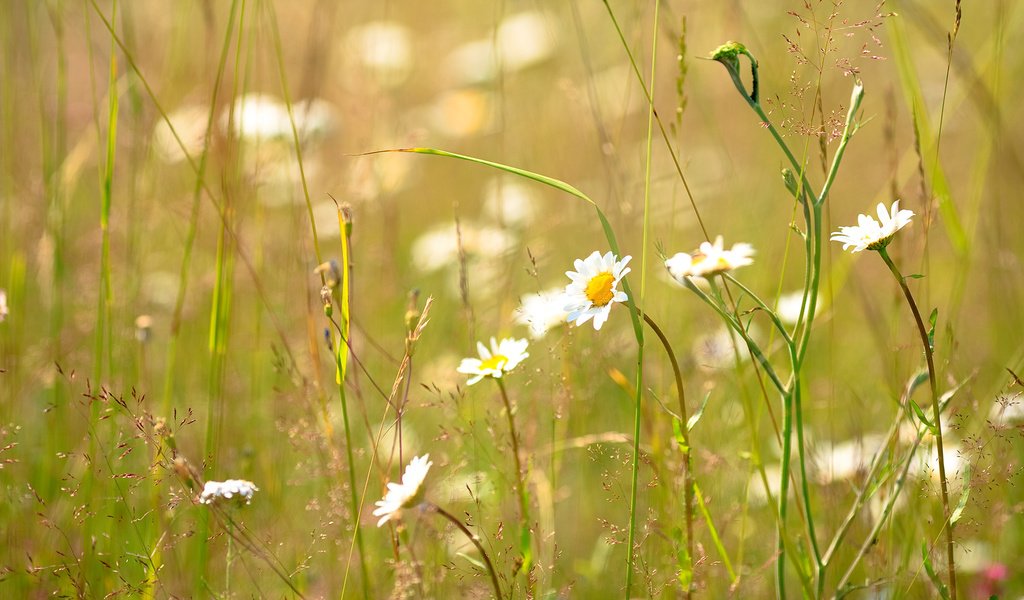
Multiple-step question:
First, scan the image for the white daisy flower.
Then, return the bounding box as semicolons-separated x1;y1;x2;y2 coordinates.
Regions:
373;454;433;527
457;337;530;385
563;251;631;330
665;236;754;281
514;288;569;339
199;479;259;506
830;200;914;253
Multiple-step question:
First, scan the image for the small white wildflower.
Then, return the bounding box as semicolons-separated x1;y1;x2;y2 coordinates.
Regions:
563;251;631;331
514;288;569;339
444;12;557;86
483;177;539;227
345;21;413;88
665;236;755;281
0;289;7;323
199;479;259;506
457;338;530;385
373;454;433;527
776;290;819;325
830;200;914;253
410;222;516;273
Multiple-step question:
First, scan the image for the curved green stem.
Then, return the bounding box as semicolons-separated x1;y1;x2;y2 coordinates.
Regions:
495;378;533;596
721;274;795;347
878;248;956;599
431;503;504;600
641;313;694;593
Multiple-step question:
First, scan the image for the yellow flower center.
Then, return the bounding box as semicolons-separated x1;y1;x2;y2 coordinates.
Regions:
585;272;616;306
479;354;508;372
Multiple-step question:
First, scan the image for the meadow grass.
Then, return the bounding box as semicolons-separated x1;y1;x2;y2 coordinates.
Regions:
1;1;1022;598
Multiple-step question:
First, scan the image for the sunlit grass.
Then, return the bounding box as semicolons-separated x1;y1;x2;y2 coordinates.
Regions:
1;1;1022;599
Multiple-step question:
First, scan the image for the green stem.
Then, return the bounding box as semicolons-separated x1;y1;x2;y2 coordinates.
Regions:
684;279;787;395
641;313;694;594
878;248;956;599
495;378;533;597
431;504;504;600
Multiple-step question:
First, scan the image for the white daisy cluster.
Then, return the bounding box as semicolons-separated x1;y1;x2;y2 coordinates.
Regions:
665;236;755;282
563;251;631;331
830;200;914;253
199;479;259;507
373;454;433;527
457;338;530;385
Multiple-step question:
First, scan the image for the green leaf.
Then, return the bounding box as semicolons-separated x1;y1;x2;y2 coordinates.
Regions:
687;392;712;431
928;308;938;352
672;418;690;454
921;543;950;600
906;369;930;398
519;525;533;576
905;273;926;279
949;464;972;526
672;526;693;590
456;552;487;572
910;399;936;433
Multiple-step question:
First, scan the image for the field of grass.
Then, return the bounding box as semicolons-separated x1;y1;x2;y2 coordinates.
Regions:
2;1;1023;598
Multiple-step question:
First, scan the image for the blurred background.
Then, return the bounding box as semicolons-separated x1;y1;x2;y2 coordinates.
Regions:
1;0;1022;597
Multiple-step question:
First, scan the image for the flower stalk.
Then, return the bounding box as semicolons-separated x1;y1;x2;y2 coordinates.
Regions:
431;503;504;600
878;247;957;599
641;313;694;592
495;378;534;596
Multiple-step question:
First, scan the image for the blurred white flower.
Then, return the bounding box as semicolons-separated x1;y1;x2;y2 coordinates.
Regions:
911;442;964;486
989;396;1024;425
497;12;557;72
199;479;259;506
514;288;569;339
483;178;539;227
410;222;516;273
563;251;631;331
345;21;413;88
831;200;914;253
224;94;335;143
0;289;7;323
692;326;750;371
373;454;433;527
134;314;153;343
665;236;754;281
152;104;210;164
445;11;557;85
457;337;529;385
747;464;783;506
776;290;819;325
812;435;884;485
